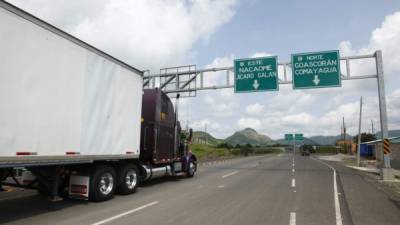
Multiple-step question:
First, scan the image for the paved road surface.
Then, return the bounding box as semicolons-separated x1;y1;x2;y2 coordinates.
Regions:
0;154;399;225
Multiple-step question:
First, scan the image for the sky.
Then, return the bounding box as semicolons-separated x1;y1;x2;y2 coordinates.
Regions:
7;0;400;139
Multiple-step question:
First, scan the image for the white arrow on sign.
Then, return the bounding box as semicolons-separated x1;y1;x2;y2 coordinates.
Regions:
313;75;320;85
253;80;260;89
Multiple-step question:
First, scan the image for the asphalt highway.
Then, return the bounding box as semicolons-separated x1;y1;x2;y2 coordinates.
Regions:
0;154;399;225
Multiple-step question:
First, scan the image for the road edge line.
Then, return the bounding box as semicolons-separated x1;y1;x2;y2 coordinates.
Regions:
311;157;343;225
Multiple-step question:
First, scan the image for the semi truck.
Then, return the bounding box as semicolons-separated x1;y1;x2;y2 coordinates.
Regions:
0;1;197;202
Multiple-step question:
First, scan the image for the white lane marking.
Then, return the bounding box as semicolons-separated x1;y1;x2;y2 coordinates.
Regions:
293;190;296;193
218;185;225;188
292;178;296;187
292;168;295;173
222;171;238;179
91;201;159;225
312;157;343;225
290;212;296;225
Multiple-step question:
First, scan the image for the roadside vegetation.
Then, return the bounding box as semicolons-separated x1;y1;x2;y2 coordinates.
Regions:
191;142;283;161
315;146;339;154
300;144;339;154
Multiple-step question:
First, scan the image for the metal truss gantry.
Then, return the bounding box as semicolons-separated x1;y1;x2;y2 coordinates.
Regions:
143;50;391;168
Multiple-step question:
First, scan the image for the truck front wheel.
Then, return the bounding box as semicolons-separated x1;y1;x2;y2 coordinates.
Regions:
187;160;196;178
117;164;138;195
89;165;116;202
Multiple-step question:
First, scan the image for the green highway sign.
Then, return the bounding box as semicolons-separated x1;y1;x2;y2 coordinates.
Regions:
234;56;278;93
295;133;304;141
291;50;341;89
285;134;293;141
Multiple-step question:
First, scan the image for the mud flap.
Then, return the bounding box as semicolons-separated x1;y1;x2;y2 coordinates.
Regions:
69;175;89;200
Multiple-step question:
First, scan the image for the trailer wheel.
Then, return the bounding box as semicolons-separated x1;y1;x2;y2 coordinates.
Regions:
187;160;196;178
89;165;116;202
117;164;138;195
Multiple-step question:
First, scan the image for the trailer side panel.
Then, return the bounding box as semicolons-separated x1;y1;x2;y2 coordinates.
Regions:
0;4;142;161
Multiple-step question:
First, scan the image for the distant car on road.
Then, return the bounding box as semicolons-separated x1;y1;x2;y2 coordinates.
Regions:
300;145;313;156
301;149;310;156
300;148;311;156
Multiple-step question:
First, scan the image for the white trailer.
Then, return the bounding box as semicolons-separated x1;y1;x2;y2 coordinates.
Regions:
0;1;144;201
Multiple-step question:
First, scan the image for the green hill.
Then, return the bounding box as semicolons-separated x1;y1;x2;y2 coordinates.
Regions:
192;131;223;145
225;128;274;146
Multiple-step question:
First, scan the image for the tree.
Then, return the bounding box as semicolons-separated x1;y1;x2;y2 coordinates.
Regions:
353;133;377;143
240;144;253;156
217;142;233;149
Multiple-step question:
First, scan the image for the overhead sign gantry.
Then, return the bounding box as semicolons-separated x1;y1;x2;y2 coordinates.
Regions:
143;50;391;171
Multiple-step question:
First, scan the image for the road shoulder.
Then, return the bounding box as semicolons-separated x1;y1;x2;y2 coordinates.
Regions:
322;159;400;225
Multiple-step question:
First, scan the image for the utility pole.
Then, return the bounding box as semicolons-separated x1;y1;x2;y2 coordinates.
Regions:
357;96;363;167
204;123;207;145
343;117;347;154
371;120;374;135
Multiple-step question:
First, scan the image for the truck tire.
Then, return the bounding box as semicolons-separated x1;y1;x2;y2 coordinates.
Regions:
187;160;196;178
117;164;138;195
89;165;116;202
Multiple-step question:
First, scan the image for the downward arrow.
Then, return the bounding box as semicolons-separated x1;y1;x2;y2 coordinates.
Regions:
253;80;260;89
313;75;320;85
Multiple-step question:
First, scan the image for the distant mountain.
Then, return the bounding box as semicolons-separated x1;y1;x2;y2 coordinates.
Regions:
192;131;223;145
192;129;400;147
275;137;318;146
308;134;353;146
376;130;400;138
225;128;274;146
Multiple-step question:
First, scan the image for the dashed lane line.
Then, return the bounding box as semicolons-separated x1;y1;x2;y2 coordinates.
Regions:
290;212;296;225
221;171;238;179
90;201;159;225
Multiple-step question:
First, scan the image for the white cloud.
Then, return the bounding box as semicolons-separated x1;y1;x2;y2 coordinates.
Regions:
191;119;221;131
245;103;264;115
338;41;356;57
251;52;272;58
338;11;400;77
203;54;234;86
237;118;262;130
8;0;238;71
385;88;400;130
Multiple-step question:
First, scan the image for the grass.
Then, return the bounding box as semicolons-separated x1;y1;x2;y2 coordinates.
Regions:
191;143;283;161
315;146;339;154
191;143;233;160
